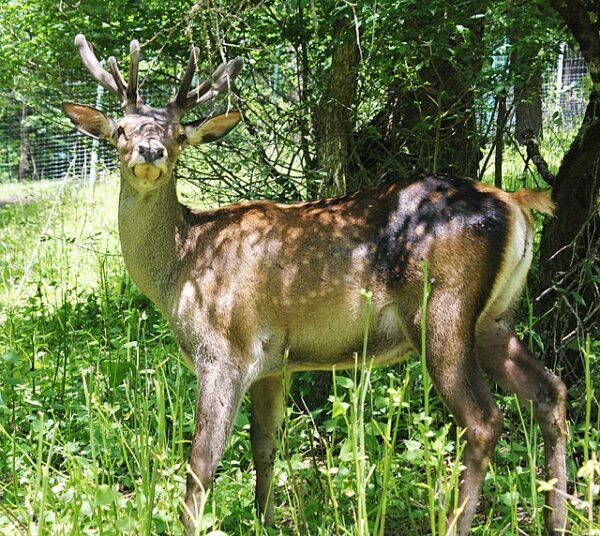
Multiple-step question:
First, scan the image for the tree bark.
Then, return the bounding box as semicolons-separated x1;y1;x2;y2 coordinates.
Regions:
515;70;543;144
494;91;507;188
515;72;542;143
511;23;544;144
314;17;361;196
536;0;600;380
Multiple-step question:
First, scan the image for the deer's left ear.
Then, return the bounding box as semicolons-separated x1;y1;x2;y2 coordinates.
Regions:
184;111;241;145
62;102;116;140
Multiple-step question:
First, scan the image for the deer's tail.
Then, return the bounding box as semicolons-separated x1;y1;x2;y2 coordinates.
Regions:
511;189;555;216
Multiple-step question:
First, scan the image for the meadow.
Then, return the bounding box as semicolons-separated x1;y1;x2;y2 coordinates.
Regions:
0;174;598;535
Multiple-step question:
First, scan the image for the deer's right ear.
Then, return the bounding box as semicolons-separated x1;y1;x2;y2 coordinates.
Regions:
62;102;116;140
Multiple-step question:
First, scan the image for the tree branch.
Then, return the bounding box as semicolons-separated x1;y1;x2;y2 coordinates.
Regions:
522;130;555;186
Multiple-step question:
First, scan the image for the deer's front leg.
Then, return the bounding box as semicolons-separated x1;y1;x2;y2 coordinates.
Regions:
250;373;289;526
181;361;248;534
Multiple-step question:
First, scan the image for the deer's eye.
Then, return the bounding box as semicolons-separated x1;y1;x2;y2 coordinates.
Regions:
177;132;187;144
116;126;127;139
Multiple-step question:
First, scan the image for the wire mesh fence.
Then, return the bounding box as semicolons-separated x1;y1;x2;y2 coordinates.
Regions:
543;43;590;131
0;76;120;183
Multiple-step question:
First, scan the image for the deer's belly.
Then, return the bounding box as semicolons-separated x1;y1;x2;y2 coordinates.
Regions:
279;302;416;372
284;343;415;372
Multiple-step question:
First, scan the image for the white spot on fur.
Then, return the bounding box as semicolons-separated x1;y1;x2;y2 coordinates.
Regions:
352;244;369;260
378;303;402;337
177;280;197;317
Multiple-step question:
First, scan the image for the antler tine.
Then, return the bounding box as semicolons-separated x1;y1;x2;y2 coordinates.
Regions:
177;57;243;115
74;34;120;97
127;39;141;107
174;46;200;108
107;56;128;101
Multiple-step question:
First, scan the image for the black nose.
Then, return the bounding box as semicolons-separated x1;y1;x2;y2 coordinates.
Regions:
138;145;164;163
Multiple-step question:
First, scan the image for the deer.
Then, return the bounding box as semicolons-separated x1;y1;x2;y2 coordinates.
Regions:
62;34;568;535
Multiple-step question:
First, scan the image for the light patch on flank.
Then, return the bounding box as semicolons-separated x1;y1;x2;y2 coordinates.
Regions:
216;285;236;313
477;207;533;328
378;303;402;337
281;264;300;297
352;243;369;261
177;280;197;318
250;327;273;363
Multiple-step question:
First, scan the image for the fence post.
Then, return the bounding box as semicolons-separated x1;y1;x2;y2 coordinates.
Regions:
554;42;565;123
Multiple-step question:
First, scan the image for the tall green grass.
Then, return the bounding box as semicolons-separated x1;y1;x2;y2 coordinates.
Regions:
0;176;598;535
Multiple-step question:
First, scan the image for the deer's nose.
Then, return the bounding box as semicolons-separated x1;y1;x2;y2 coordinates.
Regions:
138;144;165;163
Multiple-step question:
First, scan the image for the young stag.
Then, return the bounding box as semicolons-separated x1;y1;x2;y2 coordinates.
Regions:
62;35;567;535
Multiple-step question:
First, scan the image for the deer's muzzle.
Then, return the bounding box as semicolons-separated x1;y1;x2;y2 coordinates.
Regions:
133;163;163;181
129;142;168;181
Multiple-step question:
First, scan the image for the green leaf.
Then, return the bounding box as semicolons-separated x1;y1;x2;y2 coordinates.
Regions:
95;485;119;506
234;410;250;428
332;399;349;418
339;438;353;461
500;490;519;507
2;351;18;363
335;376;354;389
404;439;422;451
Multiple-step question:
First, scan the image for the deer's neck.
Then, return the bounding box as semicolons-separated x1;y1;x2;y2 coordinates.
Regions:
118;178;187;309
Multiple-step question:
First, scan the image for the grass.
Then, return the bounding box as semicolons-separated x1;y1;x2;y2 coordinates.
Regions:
0;175;599;535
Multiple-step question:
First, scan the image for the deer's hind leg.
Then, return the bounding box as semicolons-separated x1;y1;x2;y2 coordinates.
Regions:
476;320;568;535
423;292;504;536
250;373;288;526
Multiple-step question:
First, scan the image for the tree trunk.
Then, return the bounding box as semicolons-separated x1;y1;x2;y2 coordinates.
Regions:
515;69;543;144
314;17;361;196
494;91;507;188
413;48;484;178
18;102;30;182
511;23;544;144
537;0;600;382
353;1;486;183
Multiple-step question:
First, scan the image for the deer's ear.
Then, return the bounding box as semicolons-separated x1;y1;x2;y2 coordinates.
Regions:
184;111;241;145
62;102;116;140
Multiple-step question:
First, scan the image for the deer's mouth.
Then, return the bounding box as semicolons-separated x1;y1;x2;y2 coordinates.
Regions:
133;164;162;181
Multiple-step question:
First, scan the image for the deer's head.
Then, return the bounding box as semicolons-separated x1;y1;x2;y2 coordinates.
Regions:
62;35;242;192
